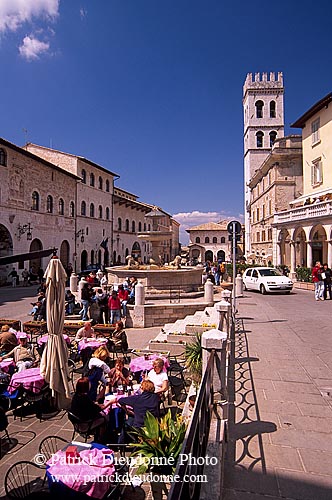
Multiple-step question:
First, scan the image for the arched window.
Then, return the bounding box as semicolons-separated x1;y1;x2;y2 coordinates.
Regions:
32;191;40;211
125;219;129;232
91;250;94;265
81;169;86;183
90;203;95;217
106;180;110;192
205;237;210;243
118;218;122;231
98;176;103;190
144;223;146;231
59;198;64;215
106;207;110;220
138;221;142;232
98;205;103;218
269;131;277;147
90;173;95;187
148;224;151;231
132;221;136;233
81;201;86;216
270;100;276;118
70;201;75;217
195;237;200;244
221;237;225;243
256;131;264;148
0;148;7;166
255;100;264;118
46;195;53;213
213;237;217;243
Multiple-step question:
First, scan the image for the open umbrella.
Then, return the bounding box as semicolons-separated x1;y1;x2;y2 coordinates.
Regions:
40;256;71;409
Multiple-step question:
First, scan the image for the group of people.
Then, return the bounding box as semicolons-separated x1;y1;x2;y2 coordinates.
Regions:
74;320;128;353
202;260;226;286
312;261;332;301
8;266;45;287
79;276;138;323
0;325;40;372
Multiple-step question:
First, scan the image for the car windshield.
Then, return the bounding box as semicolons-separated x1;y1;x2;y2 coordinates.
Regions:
259;269;282;277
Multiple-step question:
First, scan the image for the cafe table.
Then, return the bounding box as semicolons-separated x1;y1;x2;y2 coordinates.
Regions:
0;358;15;374
46;441;115;499
37;334;70;346
78;338;108;353
7;367;45;394
129;353;170;374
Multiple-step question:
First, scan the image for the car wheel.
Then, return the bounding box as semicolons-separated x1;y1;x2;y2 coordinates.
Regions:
243;282;247;291
260;284;267;295
285;291;291;294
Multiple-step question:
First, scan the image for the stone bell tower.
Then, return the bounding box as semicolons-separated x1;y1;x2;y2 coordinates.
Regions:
243;71;285;255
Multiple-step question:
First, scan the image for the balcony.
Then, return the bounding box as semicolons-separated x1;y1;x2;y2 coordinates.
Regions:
274;200;332;225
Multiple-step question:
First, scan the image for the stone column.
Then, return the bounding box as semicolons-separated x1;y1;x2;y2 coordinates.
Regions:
307;241;313;268
215;300;231;332
204;279;214;304
327;240;332;268
235;274;243;297
135;281;145;305
132;281;145;327
202;329;227;395
289;240;296;279
70;273;79;293
77;277;87;302
276;242;282;266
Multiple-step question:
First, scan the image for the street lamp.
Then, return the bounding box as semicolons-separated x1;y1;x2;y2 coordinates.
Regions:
76;229;85;243
17;223;33;241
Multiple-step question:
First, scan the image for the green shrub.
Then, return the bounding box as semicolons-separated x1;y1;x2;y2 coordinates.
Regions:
295;267;312;282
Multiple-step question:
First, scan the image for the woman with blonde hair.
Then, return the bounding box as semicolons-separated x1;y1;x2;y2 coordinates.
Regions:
147;358;169;395
88;345;111;385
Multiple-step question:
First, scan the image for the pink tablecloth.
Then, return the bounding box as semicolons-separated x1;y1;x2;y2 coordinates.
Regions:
129;354;170;373
7;367;45;394
0;359;15;373
47;447;115;499
37;334;70;346
78;338;107;352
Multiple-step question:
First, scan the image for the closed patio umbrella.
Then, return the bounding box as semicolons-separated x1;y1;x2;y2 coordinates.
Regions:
40;256;71;409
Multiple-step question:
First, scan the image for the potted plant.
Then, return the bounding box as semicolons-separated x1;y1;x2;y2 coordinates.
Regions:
184;333;202;385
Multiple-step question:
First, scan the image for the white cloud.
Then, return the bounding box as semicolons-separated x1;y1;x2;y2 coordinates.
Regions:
0;0;59;33
19;35;50;61
173;210;244;245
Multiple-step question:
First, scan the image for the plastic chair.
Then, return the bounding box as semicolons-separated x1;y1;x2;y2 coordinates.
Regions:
67;359;76;392
4;460;50;499
67;410;106;442
168;375;187;404
38;435;68;462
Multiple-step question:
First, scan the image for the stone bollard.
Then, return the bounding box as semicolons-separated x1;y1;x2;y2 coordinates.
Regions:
70;273;79;293
235;273;243;297
135;281;145;306
221;289;232;303
202;329;228;395
77;277;87;302
215;300;231;332
204;279;214;304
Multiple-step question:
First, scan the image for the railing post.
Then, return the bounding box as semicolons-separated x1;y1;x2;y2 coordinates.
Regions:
215;299;231;333
204;279;214;304
202;329;227;397
132;281;145;327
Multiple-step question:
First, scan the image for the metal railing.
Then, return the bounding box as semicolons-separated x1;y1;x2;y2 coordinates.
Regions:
168;350;215;500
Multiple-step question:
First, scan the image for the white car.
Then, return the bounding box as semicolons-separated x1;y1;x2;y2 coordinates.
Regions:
242;267;293;294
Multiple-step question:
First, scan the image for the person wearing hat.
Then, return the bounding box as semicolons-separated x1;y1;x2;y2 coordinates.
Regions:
0;334;40;372
0;325;18;355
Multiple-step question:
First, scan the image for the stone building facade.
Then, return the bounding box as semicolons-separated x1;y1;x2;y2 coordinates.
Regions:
248;135;303;265
243;72;285;256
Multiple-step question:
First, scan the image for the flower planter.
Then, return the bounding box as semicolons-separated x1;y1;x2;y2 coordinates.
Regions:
22;320;47;335
0;318;21;331
148;340;186;356
166;333;196;343
185;324;216;335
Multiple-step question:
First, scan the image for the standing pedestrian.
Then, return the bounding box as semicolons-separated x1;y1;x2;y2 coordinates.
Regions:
108;290;122;324
312;261;324;301
322;263;332;300
22;268;29;287
8;268;18;287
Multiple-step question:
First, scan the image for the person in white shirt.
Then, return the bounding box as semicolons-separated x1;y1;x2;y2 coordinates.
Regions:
88;345;111;385
147;358;169;395
75;321;96;341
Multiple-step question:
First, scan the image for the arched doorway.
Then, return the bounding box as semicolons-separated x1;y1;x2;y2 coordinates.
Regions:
310;225;326;265
29;239;43;272
294;228;306;267
0;224;13;284
131;242;141;259
60;240;70;268
104;249;109;267
205;250;213;262
81;250;88;271
113;251;116;265
91;250;94;265
217;250;225;262
279;229;291;267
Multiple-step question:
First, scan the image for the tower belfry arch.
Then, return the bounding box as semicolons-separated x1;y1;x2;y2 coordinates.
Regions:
243;71;285;255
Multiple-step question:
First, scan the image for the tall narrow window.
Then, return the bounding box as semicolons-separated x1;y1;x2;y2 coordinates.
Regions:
105;179;110;192
0;148;7;166
98;176;103;190
311;118;320;145
106;207;110;220
90;173;95;187
205;237;210;244
32;191;40;211
98;205;103;218
59;198;64;215
256;131;264;148
269;100;276;118
125;219;129;232
255;100;264;118
144;223;146;231
118;218;122;231
46;195;53;213
81;201;86;216
138;221;142;232
311;158;323;185
90;203;95;217
195;237;200;243
81;169;86;183
213;237;217;243
70;201;75;217
132;221;136;233
269;131;277;147
221;237;225;243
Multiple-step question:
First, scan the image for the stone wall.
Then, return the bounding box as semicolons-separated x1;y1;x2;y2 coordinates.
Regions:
125;302;209;328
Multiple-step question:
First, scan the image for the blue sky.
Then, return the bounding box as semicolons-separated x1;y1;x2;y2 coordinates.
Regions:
1;0;332;244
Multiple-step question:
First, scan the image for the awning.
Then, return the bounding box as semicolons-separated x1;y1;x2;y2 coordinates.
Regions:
0;248;57;266
289;188;332;205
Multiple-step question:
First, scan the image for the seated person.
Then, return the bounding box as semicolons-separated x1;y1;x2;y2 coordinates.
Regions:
65;289;76;315
112;379;160;428
109;321;128;352
70;377;113;440
75;321;96;341
0;335;39;372
0;325;18;355
108;358;130;389
88;346;111;385
146;358;169;396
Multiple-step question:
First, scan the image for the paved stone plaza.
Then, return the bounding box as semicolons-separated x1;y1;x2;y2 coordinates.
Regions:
1;285;332;499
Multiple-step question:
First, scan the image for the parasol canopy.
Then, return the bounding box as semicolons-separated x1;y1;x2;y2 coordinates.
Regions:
40;256;71;408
